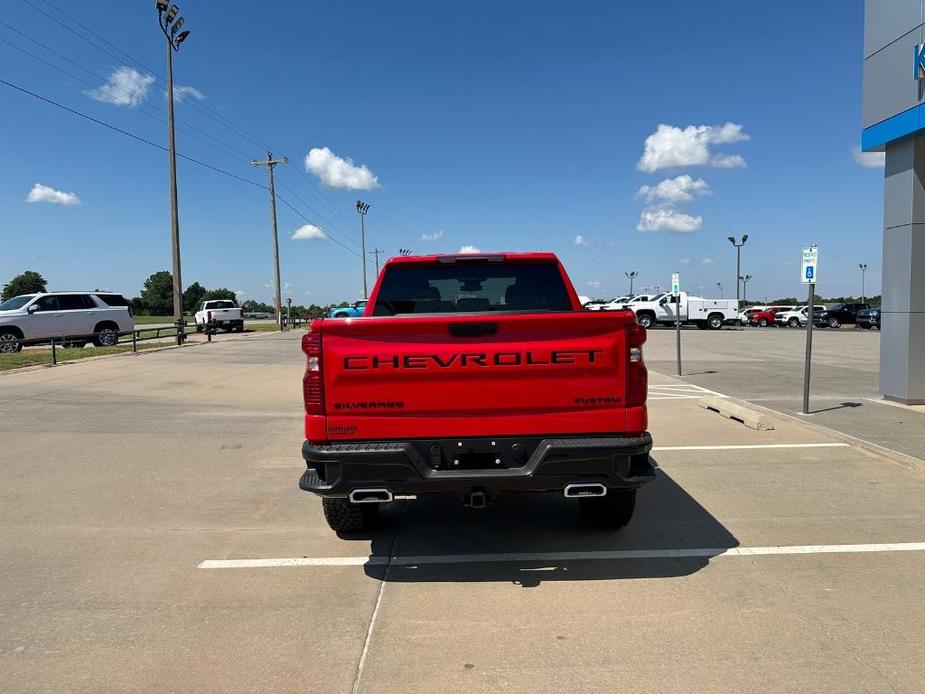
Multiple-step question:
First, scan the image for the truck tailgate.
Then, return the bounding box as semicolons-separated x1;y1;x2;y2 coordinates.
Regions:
313;311;644;441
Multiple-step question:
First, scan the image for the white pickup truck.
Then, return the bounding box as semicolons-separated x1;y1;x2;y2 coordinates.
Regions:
631;292;739;330
195;300;244;332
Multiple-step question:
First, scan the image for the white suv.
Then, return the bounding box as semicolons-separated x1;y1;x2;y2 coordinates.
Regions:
0;292;134;353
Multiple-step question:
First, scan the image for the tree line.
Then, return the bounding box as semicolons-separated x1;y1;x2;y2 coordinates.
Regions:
2;269;352;318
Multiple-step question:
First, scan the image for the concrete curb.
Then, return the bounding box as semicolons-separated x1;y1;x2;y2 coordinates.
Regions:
698;396;775;430
744;399;925;477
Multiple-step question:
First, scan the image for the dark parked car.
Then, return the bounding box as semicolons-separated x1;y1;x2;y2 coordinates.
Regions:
855;307;881;329
813;302;870;328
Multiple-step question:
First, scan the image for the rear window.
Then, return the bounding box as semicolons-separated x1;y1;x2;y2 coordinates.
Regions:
204;301;236;310
373;262;573;315
96;294;128;307
58;294;97;310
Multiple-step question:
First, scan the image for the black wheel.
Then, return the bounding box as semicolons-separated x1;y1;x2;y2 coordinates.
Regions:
707;313;723;330
788;317;800;328
828;317;840;328
579;489;636;529
93;324;119;347
322;497;379;534
0;329;22;353
235;322;245;332
758;318;768;327
636;313;654;329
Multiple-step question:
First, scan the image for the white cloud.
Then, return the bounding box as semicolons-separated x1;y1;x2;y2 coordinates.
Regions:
86;66;154;107
292;224;326;240
701;257;715;265
637;122;749;172
421;230;444;242
680;258;692;265
637;175;711;203
235;290;247;299
637;206;703;233
305;147;380;190
458;245;481;254
173;85;205;102
852;145;885;169
25;183;80;205
586;280;602;289
574;234;590;246
284;282;292;292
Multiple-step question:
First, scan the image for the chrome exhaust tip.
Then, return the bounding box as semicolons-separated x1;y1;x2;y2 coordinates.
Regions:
349;488;393;504
563;483;607;498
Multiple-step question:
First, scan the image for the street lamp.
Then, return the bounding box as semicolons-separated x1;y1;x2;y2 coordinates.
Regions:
716;281;724;298
740;274;752;303
156;1;191;339
356;200;370;298
399;248;413;256
624;270;638;295
859;263;868;303
727;234;749;304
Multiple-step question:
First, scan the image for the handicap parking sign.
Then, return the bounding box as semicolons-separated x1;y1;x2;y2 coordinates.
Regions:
801;246;818;285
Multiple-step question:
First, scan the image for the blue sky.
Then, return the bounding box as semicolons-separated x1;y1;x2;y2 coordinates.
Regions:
1;0;883;306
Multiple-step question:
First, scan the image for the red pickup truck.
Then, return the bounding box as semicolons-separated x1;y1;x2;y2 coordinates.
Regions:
299;252;654;534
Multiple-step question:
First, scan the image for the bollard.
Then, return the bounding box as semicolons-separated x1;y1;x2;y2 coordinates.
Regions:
132;330;137;353
51;337;57;366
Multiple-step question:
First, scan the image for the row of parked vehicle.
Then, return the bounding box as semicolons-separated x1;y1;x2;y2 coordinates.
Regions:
0;291;253;353
737;302;880;329
583;292;739;329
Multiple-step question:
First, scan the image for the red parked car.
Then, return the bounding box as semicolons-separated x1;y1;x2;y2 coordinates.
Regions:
299;252;654;534
749;306;794;327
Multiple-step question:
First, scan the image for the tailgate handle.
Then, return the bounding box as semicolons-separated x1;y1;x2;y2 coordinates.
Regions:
449;322;498;337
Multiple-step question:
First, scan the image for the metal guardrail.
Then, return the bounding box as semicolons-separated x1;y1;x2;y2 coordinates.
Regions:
4;317;308;367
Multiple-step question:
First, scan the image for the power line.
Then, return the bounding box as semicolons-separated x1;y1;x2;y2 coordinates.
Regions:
1;76;362;259
20;0;363;236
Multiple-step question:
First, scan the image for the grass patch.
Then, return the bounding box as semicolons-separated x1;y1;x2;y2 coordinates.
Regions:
0;343;166;371
132;315;191;325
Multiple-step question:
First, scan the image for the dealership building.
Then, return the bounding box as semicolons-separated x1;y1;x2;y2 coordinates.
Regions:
862;0;925;403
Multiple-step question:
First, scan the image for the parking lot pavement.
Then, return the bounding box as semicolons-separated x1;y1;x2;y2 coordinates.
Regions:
643;326;925;463
2;333;925;692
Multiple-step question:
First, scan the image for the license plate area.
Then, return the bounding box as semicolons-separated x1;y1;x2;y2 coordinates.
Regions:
410;437;542;471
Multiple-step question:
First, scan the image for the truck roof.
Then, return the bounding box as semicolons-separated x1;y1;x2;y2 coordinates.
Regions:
383;252;560;266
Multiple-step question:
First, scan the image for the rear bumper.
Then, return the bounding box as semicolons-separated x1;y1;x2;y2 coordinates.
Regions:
300;433;655;497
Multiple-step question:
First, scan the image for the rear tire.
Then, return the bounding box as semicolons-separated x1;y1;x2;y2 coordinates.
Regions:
579;489;636;529
707;313;723;330
636;313;655;329
788;317;800;328
93;324;119;347
758;318;768;327
322;497;379;533
828;317;841;329
0;329;22;353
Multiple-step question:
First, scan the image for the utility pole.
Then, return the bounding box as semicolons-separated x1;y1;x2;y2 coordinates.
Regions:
859;263;868;303
370;248;383;279
727;234;749;303
251;151;288;330
156;1;191;341
356;201;371;297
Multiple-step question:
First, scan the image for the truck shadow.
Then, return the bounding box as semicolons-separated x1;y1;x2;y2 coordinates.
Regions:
353;464;738;586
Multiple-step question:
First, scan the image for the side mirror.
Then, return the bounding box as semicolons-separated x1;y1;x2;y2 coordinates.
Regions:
27;303;39;313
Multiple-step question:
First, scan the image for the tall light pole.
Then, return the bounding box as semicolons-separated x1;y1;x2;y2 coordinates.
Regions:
740;274;752;303
625;270;638;295
727;234;749;303
356;201;370;297
859;263;868;303
252;152;288;330
716;281;723;298
156;1;190;338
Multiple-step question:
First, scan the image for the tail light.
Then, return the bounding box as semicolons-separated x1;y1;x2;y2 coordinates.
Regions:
302;330;324;415
626;321;648;407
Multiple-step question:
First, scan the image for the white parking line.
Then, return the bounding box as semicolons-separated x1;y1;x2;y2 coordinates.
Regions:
652;443;849;451
198;541;925;569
